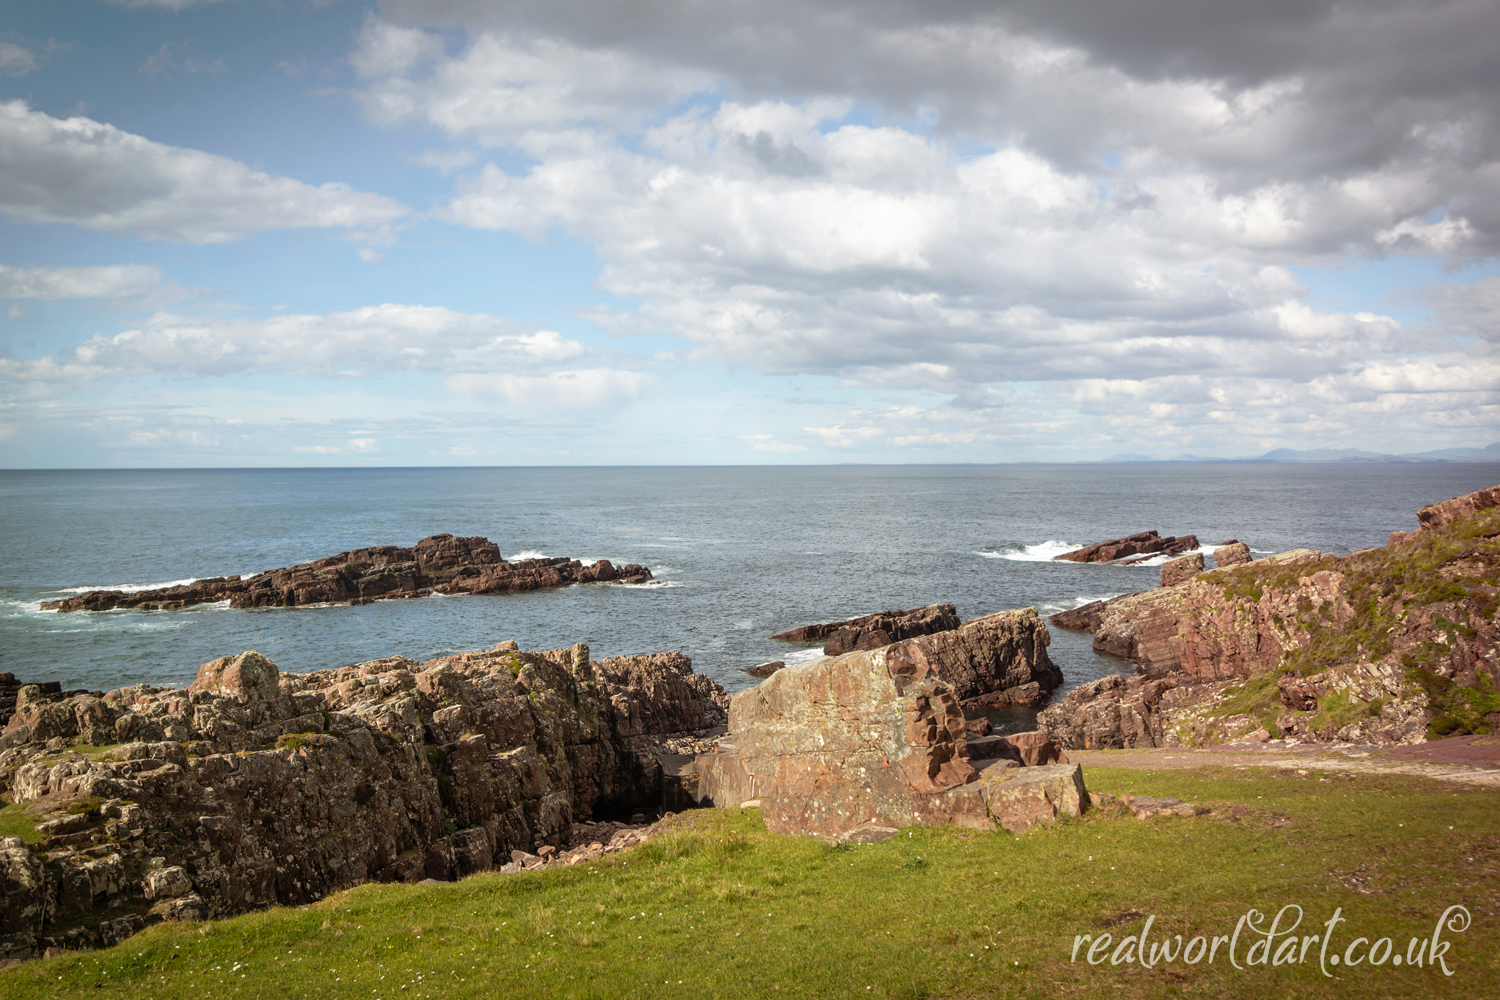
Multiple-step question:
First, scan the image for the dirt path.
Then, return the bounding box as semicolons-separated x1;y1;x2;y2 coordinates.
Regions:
1068;733;1500;788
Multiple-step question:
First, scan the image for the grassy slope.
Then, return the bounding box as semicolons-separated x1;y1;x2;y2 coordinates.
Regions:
3;768;1495;1000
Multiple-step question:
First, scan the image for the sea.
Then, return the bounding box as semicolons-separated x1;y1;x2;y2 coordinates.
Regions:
4;463;1498;731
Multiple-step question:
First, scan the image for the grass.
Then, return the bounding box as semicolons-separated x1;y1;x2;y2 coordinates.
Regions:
2;767;1495;999
0;800;41;843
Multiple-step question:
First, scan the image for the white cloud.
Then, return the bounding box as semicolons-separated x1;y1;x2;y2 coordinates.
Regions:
446;368;654;408
0;42;39;78
0;100;408;243
0;263;174;303
406;149;476;175
0;305;593;382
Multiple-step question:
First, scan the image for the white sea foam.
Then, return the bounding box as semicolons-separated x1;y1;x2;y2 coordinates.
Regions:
971;540;1081;562
1126;546;1210;568
782;647;827;667
1;598;44;615
52;577;201;594
617;579;681;589
507;550;549;562
1036;594;1126;615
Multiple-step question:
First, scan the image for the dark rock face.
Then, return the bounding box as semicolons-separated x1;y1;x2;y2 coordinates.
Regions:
746;661;785;678
40;535;652;613
897;608;1062;709
1052;531;1199;564
770;604;961;655
0;642;725;961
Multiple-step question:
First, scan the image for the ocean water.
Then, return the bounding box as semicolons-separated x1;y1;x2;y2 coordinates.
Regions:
3;464;1498;712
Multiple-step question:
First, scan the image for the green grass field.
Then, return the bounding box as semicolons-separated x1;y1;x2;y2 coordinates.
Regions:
3;765;1494;1000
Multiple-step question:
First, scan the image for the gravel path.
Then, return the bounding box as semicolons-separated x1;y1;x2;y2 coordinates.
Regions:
1069;733;1500;788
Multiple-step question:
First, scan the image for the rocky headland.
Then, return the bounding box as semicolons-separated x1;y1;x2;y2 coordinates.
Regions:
40;534;652;613
0;642;723;962
1040;483;1500;751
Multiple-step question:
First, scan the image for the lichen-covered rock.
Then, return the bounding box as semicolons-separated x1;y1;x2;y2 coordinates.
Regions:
1041;486;1500;749
699;622;1084;842
0;640;727;959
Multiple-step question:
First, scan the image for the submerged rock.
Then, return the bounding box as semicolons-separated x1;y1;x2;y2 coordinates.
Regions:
41;534;652;613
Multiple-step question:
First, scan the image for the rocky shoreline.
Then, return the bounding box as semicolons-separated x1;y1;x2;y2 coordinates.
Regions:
1040;483;1500;751
5;482;1498;964
0;601;1067;962
40;534;652;613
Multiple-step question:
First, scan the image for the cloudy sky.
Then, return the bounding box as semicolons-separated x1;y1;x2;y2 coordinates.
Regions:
1;0;1497;466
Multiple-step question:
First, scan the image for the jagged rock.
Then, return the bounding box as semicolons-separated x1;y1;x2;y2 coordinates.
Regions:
0;640;726;959
896;607;1062;708
695;639;1088;841
746;661;785;679
1041;484;1500;749
1052;531;1199;564
41;535;653;613
1213;541;1251;567
1161;552;1204;587
770;604;961;655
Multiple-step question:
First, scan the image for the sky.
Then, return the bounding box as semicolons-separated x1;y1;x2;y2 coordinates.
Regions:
1;0;1498;467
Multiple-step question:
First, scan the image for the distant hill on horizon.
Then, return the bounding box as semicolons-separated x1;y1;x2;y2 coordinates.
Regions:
1102;442;1500;464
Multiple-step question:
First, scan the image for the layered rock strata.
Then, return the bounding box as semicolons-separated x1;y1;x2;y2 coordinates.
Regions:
1042;484;1500;750
0;642;726;961
1160;552;1204;587
41;534;652;613
695;641;1085;842
696;609;1078;842
770;604;961;656
1052;531;1199;564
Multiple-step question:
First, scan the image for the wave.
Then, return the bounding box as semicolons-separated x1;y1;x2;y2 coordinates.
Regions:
507;550;550;562
970;540;1081;562
51;577;201;595
782;647;827;667
617;580;681;589
1127;546;1210;567
1035;593;1126;615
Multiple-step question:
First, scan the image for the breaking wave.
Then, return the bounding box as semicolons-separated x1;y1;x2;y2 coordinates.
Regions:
970;541;1080;562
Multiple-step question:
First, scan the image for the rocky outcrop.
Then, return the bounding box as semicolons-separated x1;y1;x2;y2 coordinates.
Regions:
1213;541;1251;567
770;604;961;655
1387;484;1500;546
41;535;652;613
746;661;785;679
898;608;1062;708
1042;483;1500;750
0;641;726;960
1161;552;1204;587
1052;531;1199;564
695;640;1087;842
